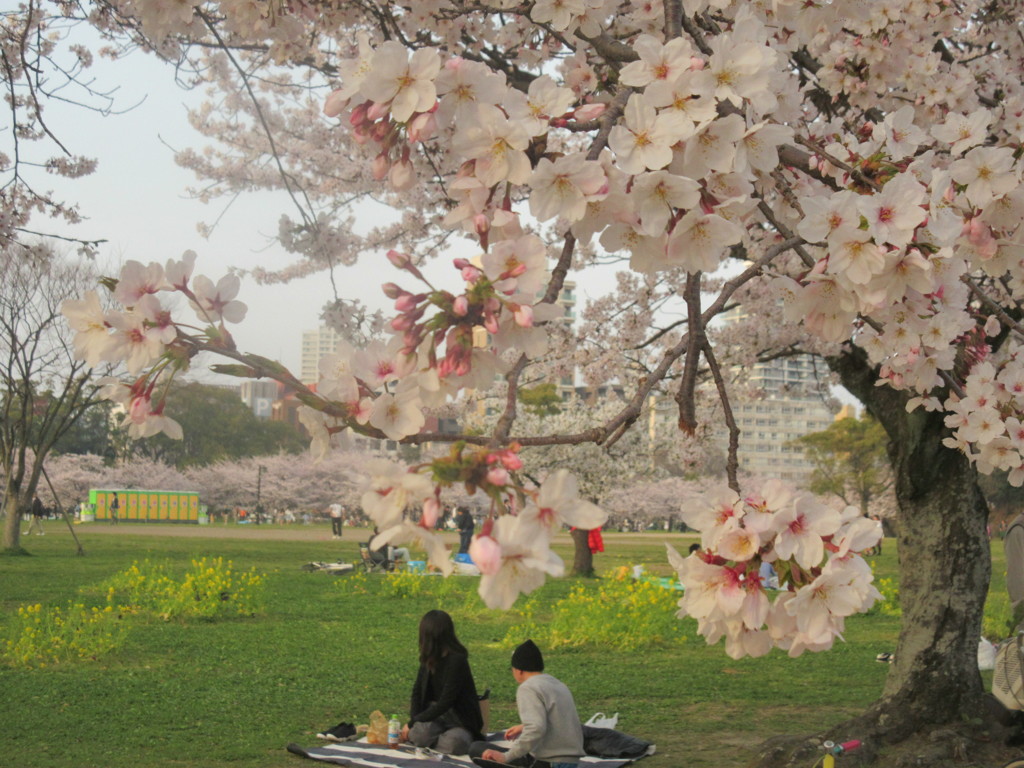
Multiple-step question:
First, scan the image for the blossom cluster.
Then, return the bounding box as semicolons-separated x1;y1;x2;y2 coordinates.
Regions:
668;481;882;659
61;252;246;440
771;102;1024;485
359;444;605;609
321;18;792;279
295;242;564;448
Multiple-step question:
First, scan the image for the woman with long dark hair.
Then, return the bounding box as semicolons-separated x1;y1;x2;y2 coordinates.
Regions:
400;609;484;754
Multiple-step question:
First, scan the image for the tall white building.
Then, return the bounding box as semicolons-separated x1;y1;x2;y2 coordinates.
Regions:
300;326;343;385
706;308;839;483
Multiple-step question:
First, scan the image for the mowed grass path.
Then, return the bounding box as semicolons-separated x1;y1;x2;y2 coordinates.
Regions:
0;522;980;768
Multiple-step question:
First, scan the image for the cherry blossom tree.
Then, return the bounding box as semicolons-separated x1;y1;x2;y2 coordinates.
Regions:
16;0;1024;761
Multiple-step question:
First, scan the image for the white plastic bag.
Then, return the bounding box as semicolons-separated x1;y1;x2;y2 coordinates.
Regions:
584;712;619;729
979;637;997;671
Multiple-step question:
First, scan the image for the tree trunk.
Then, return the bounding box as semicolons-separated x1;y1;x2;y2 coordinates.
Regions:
570;528;594;577
3;484;25;552
830;345;989;736
754;345;995;767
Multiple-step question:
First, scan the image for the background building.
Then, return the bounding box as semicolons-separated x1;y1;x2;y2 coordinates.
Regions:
239;380;280;420
300;326;343;385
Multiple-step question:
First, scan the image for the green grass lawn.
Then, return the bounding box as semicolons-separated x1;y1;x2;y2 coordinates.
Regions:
0;525;997;768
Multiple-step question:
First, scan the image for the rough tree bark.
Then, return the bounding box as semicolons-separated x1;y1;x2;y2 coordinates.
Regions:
753;343;995;767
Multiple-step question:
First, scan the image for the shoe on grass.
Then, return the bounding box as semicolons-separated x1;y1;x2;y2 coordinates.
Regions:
317;722;356;741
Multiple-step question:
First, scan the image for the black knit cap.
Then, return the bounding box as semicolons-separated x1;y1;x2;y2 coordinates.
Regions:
511;639;544;672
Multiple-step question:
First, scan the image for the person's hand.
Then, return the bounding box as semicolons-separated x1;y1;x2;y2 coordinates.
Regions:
504;724;524;740
400;724;410;742
481;749;507;763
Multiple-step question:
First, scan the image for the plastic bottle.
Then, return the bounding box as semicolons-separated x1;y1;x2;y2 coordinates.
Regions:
388;714;401;749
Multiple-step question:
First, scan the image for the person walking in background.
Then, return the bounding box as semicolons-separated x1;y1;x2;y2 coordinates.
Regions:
456;507;474;555
329;503;344;539
109;494;120;525
26;496;45;535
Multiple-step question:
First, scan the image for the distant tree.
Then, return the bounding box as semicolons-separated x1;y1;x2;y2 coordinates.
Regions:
125;382;307;468
51;401;117;460
794;415;892;518
517;383;562;418
184;450;382;515
0;250;102;552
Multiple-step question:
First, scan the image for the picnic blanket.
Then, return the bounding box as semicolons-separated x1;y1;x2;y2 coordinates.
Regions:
288;728;654;768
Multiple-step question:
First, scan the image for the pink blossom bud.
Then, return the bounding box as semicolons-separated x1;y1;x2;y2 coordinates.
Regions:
390;157;415;190
500;452;523;471
408;111;437;143
486;467;509;486
469;534;502;575
574;103;607;120
371;119;392;142
453;258;472;270
550;117;568;128
512;304;534;327
473;213;490;236
372;152;390;181
352;124;371;145
461;265;482;282
381;282;404;299
324;90;348;118
349;101;370;127
391;315;415;331
421;497;441;528
394;293;419;312
367;101;390;122
387;250;413;269
689;56;705;70
505;262;527;278
452;295;469;316
484;311;499;335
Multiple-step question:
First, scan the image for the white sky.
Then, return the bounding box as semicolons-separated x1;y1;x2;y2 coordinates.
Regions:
39;41;379;378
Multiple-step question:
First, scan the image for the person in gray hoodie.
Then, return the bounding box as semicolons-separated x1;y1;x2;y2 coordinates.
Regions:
476;639;583;768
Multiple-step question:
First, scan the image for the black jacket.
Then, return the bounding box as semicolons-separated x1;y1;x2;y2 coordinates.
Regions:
408;651;484;739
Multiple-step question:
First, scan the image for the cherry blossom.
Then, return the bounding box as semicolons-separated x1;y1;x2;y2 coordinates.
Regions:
477;514;566;610
529;155;608;223
518;469;606;540
62;290;116;367
189;274;247;324
608;94;690;176
361;41;440;123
